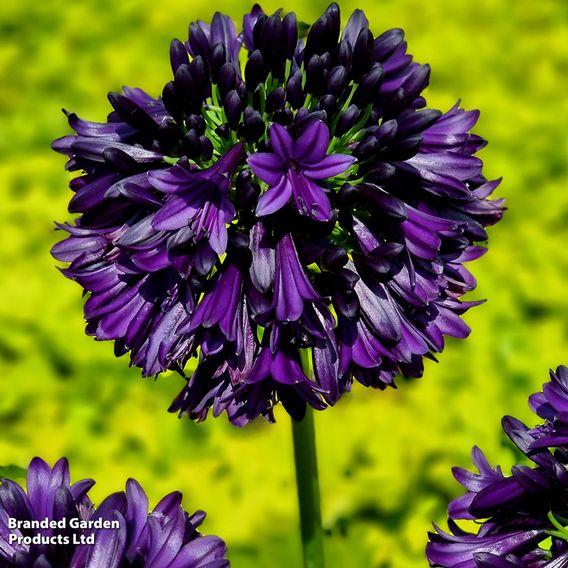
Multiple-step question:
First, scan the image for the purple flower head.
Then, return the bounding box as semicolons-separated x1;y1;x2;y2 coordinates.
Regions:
0;458;229;568
427;366;568;567
52;3;504;425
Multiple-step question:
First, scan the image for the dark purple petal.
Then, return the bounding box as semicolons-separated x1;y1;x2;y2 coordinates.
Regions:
268;123;293;158
247;152;285;185
242;4;265;51
288;170;332;221
85;510;127;568
293;120;330;163
341;9;369;47
407;151;483;181
273;234;319;321
256;175;293;216
303;154;355;180
427;526;544;568
169;536;228;568
249;222;275;293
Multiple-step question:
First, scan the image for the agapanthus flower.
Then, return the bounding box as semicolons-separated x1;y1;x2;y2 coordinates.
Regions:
0;457;228;567
52;3;504;425
427;366;568;567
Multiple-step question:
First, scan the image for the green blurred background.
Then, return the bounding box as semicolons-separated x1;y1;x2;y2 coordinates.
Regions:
1;0;567;565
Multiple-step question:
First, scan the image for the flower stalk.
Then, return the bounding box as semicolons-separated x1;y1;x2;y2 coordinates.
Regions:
292;406;325;568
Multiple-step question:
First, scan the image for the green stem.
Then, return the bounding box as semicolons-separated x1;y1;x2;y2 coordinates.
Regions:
292;406;325;568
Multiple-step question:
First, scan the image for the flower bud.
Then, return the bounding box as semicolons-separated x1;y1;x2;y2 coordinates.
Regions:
373;28;405;61
242;107;265;142
237;81;248;100
210;44;227;77
162;81;183;122
215;123;230;138
102;147;138;174
352;28;374;81
245;50;268;91
107;93;158;133
396;108;442;135
304;13;329;60
326;65;348;97
157;119;183;153
320;52;332;69
217;62;237;99
335;105;360;136
337;183;358;206
224;90;243;130
188;21;211;60
235;170;260;208
305;54;325;95
383;87;407;118
286;69;304;108
261;15;283;64
199;135;214;161
235;168;252;187
252;14;268;53
353;63;384;106
170;38;189;75
294;109;327;132
336;268;360;291
353;249;392;276
266;87;286;113
322;246;348;270
326;3;341;42
333;290;359;319
273;108;294;125
342;9;368;46
382;134;423;161
365;162;396;183
305;5;340;61
190;56;208;95
337;40;353;71
174;64;196;97
358;184;407;220
374;119;398;145
402;64;431;101
318;94;336;115
353;136;379;160
182;129;201;159
174;63;201;112
227;229;250;251
186;114;206;134
282;12;298;59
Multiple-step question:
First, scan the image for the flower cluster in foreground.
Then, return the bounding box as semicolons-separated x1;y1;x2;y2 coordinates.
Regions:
0;457;228;568
427;366;568;567
52;3;504;424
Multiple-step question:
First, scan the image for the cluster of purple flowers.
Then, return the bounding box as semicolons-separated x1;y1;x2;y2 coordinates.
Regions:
52;3;504;425
0;457;228;568
427;366;568;567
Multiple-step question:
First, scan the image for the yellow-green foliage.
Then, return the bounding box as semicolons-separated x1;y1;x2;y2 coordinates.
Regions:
0;0;567;566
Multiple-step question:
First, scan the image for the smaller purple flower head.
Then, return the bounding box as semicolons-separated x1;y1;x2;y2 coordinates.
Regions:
52;3;504;425
0;457;229;568
427;366;568;568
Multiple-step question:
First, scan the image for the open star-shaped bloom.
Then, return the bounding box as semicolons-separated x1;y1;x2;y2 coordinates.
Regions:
248;121;355;221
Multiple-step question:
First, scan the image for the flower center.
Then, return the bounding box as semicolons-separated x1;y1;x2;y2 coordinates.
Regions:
288;159;299;171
